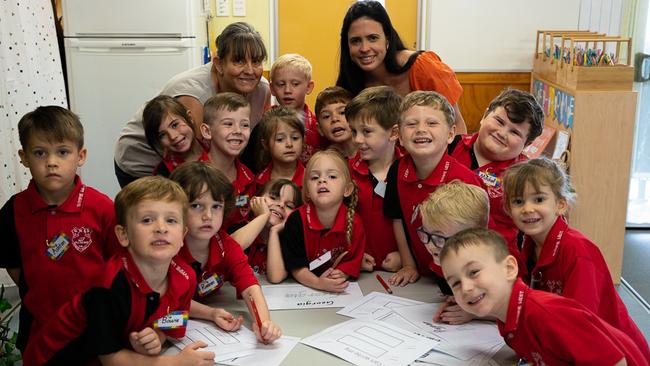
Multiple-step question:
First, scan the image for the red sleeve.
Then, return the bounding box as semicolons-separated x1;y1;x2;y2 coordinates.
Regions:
336;214;366;279
222;233;259;295
561;247;604;314
409;51;463;105
535;306;626;365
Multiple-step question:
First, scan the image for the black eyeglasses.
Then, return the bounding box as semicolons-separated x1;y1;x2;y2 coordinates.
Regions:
416;226;448;249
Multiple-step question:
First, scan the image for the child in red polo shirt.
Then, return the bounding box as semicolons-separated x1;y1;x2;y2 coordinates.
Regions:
420;182;490;324
315;86;358;159
448;88;544;260
269;53;321;163
142;95;210;177
254;107;305;187
24;176;215;365
280;150;366;292
229;179;302;279
200;93;256;232
346;86;404;272
502;157;650;361
0;106;119;353
169;162;282;344
384;91;483;286
440;228;647;366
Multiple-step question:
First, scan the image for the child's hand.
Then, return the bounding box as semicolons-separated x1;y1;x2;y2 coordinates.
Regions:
212;308;244;331
129;327;163;355
319;268;349;292
381;251;402;272
269;220;285;233
326;268;348;280
177;341;215;366
388;265;419;286
433;296;475;325
361;253;376;272
250;196;271;218
253;319;283;344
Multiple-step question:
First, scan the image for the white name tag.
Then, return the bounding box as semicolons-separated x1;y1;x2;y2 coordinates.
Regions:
309;251;332;271
154;311;188;330
374;180;387;198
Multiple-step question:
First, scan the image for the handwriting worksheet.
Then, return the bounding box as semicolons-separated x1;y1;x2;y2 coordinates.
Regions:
262;282;363;310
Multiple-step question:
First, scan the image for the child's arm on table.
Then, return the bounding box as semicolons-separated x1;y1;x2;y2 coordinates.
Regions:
189;300;243;331
292;267;349;293
389;219;419;286
242;284;282;343
129;327;166;355
230;196;271;250
266;222;288;283
99;342;214;366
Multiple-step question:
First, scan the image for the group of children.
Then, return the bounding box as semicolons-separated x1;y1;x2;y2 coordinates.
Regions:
2;48;649;365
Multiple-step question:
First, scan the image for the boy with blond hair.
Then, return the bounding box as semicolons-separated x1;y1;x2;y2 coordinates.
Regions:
201;92;256;231
419;181;489;324
25;176;215;365
270;53;319;162
0;106;119;353
314;86;357;159
383;91;483;287
448;88;544;257
346;86;404;272
440;228;647;366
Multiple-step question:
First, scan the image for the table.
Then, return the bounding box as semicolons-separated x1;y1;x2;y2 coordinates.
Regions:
165;271;517;365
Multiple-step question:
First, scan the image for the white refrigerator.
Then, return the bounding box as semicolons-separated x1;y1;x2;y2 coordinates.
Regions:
62;0;209;198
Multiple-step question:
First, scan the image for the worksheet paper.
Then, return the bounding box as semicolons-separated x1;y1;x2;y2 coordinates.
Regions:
171;320;298;364
219;335;301;366
336;291;424;319
261;282;363;310
301;319;437;366
392;303;504;361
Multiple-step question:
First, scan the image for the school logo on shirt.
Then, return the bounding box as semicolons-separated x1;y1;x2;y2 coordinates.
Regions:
544;280;563;295
71;226;93;252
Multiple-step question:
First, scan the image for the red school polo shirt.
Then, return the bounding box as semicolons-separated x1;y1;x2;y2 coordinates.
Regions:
448;133;526;258
254;161;305;189
223;158;257;232
153;144;211;177
24;253;196;365
247;237;268;275
0;176;119;351
178;230;259;298
349;147;404;270
280;203;365;278
498;279;646;366
383;154;483;276
301;104;323;163
521;216;650;361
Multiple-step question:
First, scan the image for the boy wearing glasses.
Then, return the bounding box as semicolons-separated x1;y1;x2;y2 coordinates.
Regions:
419;181;490;325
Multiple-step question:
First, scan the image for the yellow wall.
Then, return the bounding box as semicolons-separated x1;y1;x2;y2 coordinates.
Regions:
277;0;417;107
207;0;272;69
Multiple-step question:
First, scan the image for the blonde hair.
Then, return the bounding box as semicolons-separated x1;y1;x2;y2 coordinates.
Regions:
440;228;510;265
271;53;312;81
303;149;358;245
421;182;489;230
399;91;455;128
115;176;188;228
502;157;575;210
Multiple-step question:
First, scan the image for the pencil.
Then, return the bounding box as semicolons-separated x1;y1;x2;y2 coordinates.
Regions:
376;274;393;294
249;295;263;331
331;250;349;269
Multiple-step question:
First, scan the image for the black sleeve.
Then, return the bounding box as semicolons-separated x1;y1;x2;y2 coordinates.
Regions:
447;134;463;155
433;273;453;296
383;159;403;220
0;196;21;269
83;271;132;355
280;210;309;271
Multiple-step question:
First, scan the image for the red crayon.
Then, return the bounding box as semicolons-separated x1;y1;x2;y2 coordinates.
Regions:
376;274;393;294
249;295;263;331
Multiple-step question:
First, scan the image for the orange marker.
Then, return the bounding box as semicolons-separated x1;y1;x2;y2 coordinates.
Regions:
376;274;393;294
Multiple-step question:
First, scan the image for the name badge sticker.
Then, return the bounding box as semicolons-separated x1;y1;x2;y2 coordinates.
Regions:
46;232;70;260
235;194;249;208
197;273;223;297
309;251;332;271
478;171;499;187
154;310;188;330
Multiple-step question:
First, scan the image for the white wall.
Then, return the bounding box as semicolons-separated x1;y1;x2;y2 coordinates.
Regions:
425;0;624;71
